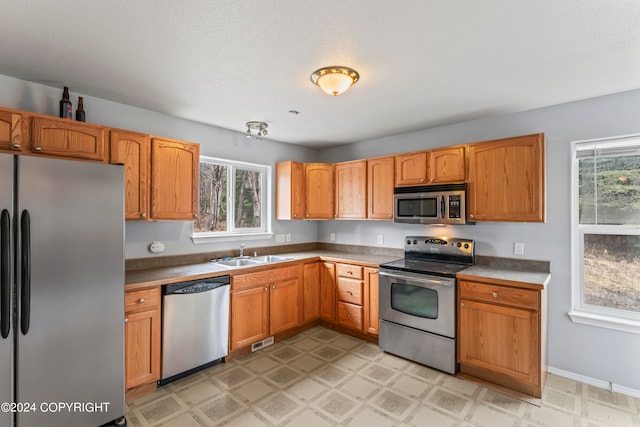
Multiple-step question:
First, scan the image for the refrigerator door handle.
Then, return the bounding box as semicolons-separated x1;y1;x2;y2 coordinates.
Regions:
1;209;10;339
20;209;31;335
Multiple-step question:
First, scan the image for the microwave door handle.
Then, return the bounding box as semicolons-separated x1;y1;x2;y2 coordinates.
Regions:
440;195;445;219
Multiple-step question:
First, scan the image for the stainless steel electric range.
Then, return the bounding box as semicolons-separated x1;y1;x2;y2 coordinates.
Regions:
378;236;475;374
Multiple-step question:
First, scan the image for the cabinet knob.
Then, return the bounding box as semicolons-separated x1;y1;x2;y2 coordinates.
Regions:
469;214;474;219
293;214;297;218
460;302;464;307
124;318;128;323
346;313;351;318
264;287;268;292
347;271;353;275
492;292;498;298
34;146;42;151
306;214;309;218
272;285;276;290
12;143;20;149
346;290;352;295
138;298;145;303
141;212;146;218
420;178;425;182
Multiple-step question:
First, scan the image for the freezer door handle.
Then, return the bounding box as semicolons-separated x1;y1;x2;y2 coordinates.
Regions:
20;210;31;335
1;209;10;339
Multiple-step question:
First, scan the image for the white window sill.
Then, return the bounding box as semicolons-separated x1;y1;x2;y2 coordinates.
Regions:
191;232;274;245
568;310;640;335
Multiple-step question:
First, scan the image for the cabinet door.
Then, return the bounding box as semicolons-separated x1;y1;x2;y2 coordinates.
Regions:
304;163;335;219
363;268;379;335
150;138;199;220
124;309;161;389
230;286;269;351
335;160;367;219
395;151;427;186
428;146;466;183
458;299;539;386
467;134;544;222
367;156;394;220
319;262;336;322
31;116;106;161
110;130;150;220
302;262;320;322
0;109;24;152
270;278;300;335
276;161;305;219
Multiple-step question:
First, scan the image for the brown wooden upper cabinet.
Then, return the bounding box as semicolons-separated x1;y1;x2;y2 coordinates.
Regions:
428;146;466;183
150;137;199;220
276;161;305;220
31;116;106;162
395;151;427;186
0;107;25;153
304;163;335;219
367;156;394;220
467;133;545;222
335;159;367;219
110;130;150;220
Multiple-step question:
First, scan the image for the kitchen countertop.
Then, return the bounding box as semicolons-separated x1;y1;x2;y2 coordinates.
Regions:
125;250;401;291
125;249;551;292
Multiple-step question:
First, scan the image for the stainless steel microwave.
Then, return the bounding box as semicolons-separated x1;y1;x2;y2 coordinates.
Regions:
393;183;469;225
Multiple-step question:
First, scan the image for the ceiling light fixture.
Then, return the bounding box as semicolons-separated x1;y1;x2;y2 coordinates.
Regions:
245;121;268;140
310;66;360;96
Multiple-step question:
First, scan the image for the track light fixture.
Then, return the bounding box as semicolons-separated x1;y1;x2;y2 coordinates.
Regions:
245;121;268;140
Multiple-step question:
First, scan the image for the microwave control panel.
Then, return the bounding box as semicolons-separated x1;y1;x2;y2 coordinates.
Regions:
448;195;461;219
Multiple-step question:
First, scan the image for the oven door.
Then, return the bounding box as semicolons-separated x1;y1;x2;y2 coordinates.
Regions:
378;269;456;338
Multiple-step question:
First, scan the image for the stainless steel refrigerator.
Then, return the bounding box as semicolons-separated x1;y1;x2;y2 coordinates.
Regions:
1;154;125;426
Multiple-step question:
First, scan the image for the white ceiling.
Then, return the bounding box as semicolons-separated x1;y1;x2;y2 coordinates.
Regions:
1;1;639;148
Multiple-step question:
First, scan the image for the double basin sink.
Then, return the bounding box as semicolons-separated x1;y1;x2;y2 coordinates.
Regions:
211;255;293;269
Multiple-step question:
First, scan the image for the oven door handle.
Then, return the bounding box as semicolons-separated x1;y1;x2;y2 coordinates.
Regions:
378;270;454;287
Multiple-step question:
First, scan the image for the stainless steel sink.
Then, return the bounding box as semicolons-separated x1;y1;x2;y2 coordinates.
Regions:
214;258;263;267
210;254;293;268
249;255;293;263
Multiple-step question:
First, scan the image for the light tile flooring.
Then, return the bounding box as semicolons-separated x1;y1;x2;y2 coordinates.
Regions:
126;327;640;427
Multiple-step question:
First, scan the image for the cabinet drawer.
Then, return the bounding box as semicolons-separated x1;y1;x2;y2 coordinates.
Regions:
233;265;299;291
337;277;363;305
338;302;363;331
337;264;363;280
125;288;161;313
459;281;538;310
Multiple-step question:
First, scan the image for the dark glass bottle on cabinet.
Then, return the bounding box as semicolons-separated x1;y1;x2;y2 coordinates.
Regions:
76;96;86;122
59;86;72;119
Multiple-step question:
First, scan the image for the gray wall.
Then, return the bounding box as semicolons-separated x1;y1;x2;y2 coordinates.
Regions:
318;89;640;393
0;74;319;259
2;72;639;392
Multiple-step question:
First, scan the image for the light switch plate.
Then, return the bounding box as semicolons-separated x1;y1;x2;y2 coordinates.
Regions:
514;242;524;256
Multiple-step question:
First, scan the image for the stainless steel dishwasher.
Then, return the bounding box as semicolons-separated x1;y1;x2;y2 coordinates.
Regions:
159;275;230;385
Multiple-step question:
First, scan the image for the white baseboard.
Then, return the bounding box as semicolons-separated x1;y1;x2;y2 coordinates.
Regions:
548;366;640;399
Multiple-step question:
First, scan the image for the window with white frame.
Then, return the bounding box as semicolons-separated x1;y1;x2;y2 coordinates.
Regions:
192;156;271;241
570;136;640;333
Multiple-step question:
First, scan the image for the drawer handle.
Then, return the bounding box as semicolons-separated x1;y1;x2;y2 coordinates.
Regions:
346;313;351;318
138;298;145;303
346;291;353;295
492;292;498;298
347;271;353;275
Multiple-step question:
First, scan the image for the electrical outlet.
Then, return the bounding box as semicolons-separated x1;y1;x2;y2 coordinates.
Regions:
330;232;336;241
286;233;291;242
275;234;285;243
377;235;384;245
514;242;524;256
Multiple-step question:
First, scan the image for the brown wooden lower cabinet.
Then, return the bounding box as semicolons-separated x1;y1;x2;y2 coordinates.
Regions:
302;262;321;322
363;267;379;335
319;262;337;322
230;266;300;351
457;278;546;398
124;288;161;398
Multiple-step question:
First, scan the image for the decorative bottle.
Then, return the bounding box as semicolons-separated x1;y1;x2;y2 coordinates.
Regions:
76;96;86;122
59;86;72;119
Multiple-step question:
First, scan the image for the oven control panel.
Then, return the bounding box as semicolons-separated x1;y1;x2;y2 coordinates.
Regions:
404;236;474;259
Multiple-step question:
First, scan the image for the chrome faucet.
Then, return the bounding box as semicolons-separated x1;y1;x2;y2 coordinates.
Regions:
239;243;245;257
